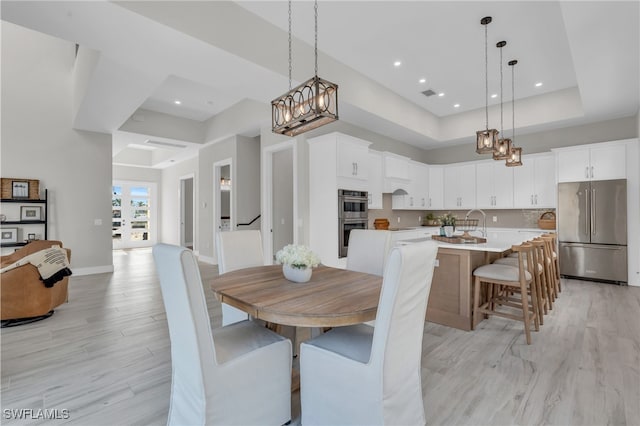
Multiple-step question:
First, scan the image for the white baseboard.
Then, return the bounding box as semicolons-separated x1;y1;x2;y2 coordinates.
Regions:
71;265;114;276
198;255;216;265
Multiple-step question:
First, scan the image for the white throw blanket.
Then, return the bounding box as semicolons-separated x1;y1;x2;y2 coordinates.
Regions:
0;245;72;287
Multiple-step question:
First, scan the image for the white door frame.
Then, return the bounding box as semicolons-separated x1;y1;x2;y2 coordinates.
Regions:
262;140;298;264
213;158;233;262
112;180;158;249
179;173;195;248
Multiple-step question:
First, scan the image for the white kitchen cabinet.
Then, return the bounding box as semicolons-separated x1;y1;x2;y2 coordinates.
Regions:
392;161;429;210
336;134;371;181
383;152;411;193
308;133;372;268
513;153;556;208
475;161;514;209
428;166;444;209
368;151;383;210
444;164;476;209
556;142;626;182
413;162;430;209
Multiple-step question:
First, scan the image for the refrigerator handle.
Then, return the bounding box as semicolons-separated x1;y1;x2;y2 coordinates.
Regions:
592;188;596;235
584;190;590;236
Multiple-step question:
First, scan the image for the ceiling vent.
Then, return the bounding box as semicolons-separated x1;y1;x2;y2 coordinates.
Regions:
421;89;437;97
145;140;187;149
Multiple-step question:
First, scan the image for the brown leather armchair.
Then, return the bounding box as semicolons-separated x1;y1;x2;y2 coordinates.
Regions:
1;240;71;321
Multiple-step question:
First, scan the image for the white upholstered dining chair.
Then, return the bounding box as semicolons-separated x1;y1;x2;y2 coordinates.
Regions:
346;229;392;277
153;243;292;426
216;230;265;326
300;240;439;425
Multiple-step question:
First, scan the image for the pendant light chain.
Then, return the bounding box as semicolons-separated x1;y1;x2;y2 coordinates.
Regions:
499;44;504;135
512;62;515;141
484;23;489;130
314;0;318;77
288;0;292;90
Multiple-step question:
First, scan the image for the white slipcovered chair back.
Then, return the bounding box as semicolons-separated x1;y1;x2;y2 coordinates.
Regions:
370;241;438;424
153;243;292;426
216;230;264;325
216;230;264;274
346;229;392;277
152;243;219;425
300;241;438;425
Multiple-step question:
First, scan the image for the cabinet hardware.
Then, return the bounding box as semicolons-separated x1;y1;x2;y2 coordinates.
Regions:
590;166;594;179
591;188;596;235
585;166;589;179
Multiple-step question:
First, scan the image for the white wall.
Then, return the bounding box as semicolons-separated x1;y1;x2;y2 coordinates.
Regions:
159;156;198;246
1;22;112;274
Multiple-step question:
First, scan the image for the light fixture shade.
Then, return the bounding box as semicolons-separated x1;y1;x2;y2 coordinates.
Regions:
476;129;499;154
505;146;523;167
272;75;338;136
493;138;512;160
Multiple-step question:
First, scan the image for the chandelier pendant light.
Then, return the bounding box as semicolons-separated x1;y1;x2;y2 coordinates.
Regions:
476;16;499;154
271;0;339;136
493;40;512;160
506;59;523;167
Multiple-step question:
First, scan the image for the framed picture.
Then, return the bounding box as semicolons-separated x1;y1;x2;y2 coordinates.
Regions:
1;228;18;243
20;206;42;221
27;233;36;241
11;181;29;199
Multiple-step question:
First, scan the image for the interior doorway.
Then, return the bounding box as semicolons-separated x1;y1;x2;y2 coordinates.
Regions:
271;149;294;256
262;141;297;262
179;174;195;249
214;159;233;261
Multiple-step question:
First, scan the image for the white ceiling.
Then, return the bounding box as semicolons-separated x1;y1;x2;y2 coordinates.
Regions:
2;1;638;168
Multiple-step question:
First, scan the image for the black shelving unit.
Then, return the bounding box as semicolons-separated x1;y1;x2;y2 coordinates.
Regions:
1;189;47;248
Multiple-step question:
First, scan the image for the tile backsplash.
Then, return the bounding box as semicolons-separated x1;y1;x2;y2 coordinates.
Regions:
368;194;555;229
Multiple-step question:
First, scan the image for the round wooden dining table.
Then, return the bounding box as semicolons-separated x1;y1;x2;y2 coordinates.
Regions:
210;264;382;327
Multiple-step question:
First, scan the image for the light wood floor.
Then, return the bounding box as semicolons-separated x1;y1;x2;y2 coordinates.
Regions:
2;248;639;425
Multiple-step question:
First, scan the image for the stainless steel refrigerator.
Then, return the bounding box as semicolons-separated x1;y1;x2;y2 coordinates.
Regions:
558;179;627;284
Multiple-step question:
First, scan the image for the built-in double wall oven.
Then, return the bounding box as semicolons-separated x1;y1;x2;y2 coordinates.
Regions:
338;189;368;258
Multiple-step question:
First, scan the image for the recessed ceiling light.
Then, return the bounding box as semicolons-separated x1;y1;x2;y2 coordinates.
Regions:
454;104;460;108
393;61;402;67
438;92;445;97
174;100;182;105
535;82;543;87
491;94;498;98
419;78;426;84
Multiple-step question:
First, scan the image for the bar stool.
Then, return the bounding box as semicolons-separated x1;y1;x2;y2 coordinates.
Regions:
542;233;561;294
473;243;540;345
493;239;549;324
534;236;556;308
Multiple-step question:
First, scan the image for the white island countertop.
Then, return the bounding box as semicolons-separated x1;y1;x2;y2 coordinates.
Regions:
397;229;548;253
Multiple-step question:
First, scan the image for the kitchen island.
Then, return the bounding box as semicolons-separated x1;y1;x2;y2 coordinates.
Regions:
397;229;546;331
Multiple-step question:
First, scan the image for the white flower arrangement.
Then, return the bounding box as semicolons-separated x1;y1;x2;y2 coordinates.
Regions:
275;244;321;269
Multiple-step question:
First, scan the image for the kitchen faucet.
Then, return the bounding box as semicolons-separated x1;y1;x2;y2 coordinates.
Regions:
465;209;487;238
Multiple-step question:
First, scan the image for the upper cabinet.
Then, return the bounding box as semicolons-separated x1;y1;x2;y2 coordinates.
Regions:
444;164;476;209
428;166;444;210
308;132;372;192
335;134;371;181
368;151;383;210
475;162;514;209
513;153;556;208
556;142;627;182
383;152;411;193
392;161;429;210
